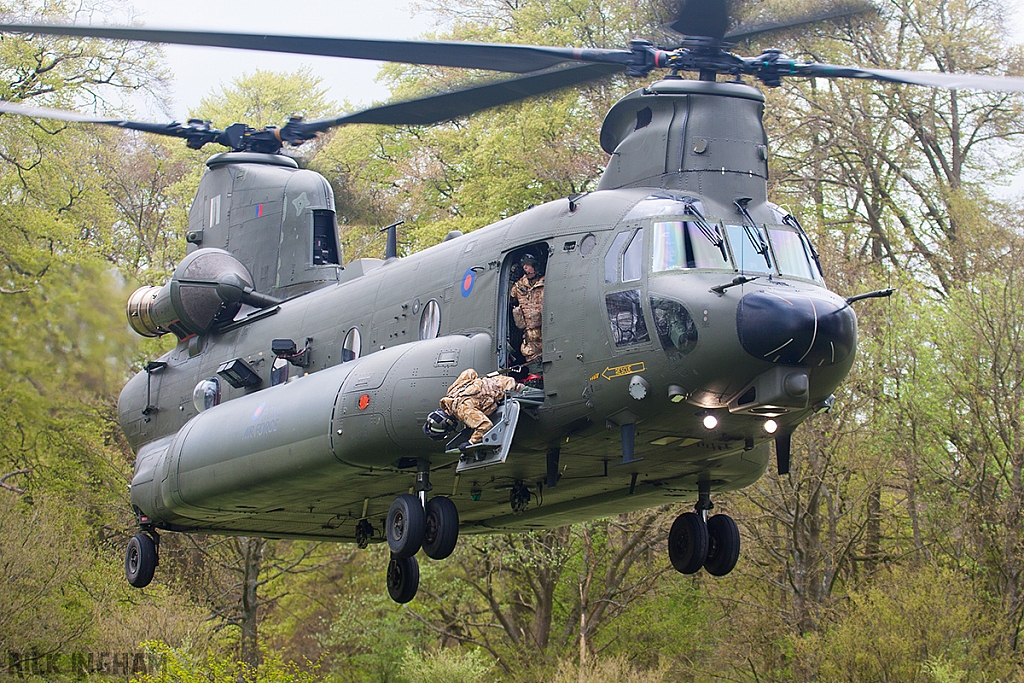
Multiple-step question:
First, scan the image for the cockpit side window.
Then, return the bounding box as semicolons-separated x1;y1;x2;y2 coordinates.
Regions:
652;220;730;271
622;228;644;282
604;231;631;284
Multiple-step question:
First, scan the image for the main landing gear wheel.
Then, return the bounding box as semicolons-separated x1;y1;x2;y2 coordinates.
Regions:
125;533;157;588
704;514;740;576
386;554;420;604
422;496;459;560
668;511;708;575
387;493;425;558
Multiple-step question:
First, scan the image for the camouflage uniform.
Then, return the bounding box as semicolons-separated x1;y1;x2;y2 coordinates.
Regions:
510;273;545;362
440;369;521;444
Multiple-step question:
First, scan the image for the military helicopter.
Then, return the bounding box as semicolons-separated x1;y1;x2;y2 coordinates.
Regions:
2;0;1023;604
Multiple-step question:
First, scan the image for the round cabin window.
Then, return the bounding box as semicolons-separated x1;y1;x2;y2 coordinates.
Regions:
343;327;361;362
192;378;220;412
419;299;441;340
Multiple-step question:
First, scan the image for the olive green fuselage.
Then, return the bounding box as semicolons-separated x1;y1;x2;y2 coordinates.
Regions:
119;80;856;543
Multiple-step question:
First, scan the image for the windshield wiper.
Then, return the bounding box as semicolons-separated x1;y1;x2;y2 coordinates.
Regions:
684;202;728;262
735;198;772;269
782;212;824;278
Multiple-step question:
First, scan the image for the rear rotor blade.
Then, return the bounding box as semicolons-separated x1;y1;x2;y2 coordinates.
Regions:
0;22;636;74
0;100;230;147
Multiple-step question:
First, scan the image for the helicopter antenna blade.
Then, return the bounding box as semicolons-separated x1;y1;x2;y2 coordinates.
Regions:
284;63;621;141
0;21;639;74
723;1;877;43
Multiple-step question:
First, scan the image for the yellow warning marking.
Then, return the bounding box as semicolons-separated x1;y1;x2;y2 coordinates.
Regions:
601;361;646;380
589;373;600;381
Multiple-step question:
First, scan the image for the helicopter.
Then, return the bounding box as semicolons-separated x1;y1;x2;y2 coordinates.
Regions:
2;0;1023;605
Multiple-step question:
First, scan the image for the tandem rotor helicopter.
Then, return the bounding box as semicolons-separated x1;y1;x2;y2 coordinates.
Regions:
2;0;1023;604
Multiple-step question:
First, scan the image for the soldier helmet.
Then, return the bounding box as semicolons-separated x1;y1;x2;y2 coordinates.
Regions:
520;252;539;267
423;409;458;440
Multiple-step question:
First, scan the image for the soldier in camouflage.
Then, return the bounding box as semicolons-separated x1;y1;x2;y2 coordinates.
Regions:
510;252;544;363
440;368;523;445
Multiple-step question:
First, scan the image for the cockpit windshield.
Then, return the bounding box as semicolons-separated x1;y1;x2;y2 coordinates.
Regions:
652;220;731;271
725;224;774;274
767;226;819;280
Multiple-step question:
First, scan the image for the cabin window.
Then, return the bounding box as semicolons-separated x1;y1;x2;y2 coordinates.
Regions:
605;289;650;347
622;228;644;282
419;299;441;340
767;227;817;280
650;297;698;355
652;220;730;271
192;378;220;412
725;224;774;274
312;210;340;265
343;327;361;362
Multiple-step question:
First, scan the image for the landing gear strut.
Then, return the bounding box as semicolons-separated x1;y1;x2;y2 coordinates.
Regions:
383;460;460;602
667;484;740;577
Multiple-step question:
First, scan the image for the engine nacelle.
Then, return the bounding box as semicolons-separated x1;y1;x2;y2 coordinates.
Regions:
126;248;265;339
130;334;494;524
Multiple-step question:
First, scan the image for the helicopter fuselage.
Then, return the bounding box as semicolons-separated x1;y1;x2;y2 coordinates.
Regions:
118;80;856;544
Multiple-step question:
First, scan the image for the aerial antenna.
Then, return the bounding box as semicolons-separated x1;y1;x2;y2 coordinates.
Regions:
380;220;405;260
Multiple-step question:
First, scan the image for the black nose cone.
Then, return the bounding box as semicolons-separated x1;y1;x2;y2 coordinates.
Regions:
736;290;856;366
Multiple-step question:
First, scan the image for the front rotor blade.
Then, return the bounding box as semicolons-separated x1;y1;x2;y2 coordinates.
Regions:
800;63;1024;93
724;1;877;43
670;0;732;41
0;22;634;74
292;63;621;136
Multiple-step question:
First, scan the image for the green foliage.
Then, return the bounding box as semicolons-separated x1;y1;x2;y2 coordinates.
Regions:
399;647;492;683
194;68;334;130
795;565;1014;682
132;641;321;683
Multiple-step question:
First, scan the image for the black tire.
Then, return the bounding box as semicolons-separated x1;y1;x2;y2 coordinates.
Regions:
125;533;157;588
668;512;708;574
386;554;420;604
386;493;425;558
422;496;460;560
704;514;741;576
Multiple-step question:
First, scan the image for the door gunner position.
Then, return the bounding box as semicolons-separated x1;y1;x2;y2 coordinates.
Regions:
510;253;544;363
438;369;523;446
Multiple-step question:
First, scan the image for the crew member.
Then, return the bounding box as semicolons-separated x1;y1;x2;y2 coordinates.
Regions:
510;252;544;363
439;368;523;445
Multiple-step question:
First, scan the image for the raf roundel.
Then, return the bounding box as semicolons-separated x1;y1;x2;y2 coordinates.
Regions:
460;269;475;298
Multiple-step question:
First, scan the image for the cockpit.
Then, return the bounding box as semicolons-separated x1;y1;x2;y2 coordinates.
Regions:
621;194;824;283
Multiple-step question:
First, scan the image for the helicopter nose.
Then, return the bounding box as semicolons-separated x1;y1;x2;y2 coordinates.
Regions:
736;290;856;366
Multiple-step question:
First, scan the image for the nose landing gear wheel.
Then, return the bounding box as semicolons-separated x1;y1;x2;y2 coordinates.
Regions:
704;514;740;576
422;496;459;560
668;511;708;575
125;533;157;588
387;493;425;558
386;553;420;603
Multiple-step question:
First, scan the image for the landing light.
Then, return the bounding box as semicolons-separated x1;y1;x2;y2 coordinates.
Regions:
763;419;779;435
702;414;718;430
